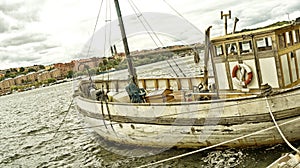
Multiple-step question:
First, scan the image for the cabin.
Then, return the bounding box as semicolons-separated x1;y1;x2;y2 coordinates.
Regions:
211;20;300;92
78;19;300;103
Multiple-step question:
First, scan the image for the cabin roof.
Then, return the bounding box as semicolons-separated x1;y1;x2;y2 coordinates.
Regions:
211;22;294;42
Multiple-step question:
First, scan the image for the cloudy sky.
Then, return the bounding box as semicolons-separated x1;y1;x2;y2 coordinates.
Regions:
0;0;299;70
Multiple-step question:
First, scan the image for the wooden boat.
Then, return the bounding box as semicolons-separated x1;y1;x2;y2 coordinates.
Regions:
74;1;300;149
267;153;300;168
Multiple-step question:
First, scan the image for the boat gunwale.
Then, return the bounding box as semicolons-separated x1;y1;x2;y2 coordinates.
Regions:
76;84;300;107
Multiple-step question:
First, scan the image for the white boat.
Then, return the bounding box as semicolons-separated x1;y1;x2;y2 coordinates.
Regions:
267;153;300;168
74;1;300;149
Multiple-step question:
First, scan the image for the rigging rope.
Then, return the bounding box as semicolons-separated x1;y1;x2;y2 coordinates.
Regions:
166;60;179;77
75;86;300;120
128;0;163;48
84;0;104;82
53;98;74;138
162;0;205;77
136;116;300;168
108;0;112;57
127;0;186;77
0;0;106;142
86;0;104;59
264;97;300;154
103;0;112;58
162;0;202;35
103;0;108;57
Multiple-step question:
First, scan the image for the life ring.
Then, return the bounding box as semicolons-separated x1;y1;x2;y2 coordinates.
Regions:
232;63;253;87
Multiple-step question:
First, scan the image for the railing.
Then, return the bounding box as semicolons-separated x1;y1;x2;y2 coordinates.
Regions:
81;76;204;92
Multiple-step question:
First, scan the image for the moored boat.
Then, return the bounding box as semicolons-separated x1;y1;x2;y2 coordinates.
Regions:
267;153;300;168
74;0;300;149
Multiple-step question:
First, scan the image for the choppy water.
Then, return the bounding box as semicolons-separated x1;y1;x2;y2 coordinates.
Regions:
0;76;298;167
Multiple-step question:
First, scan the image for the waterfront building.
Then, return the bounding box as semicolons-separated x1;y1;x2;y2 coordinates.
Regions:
50;69;62;80
26;72;38;83
14;75;27;85
0;78;15;94
72;57;101;72
37;71;52;82
54;62;74;77
0;72;5;79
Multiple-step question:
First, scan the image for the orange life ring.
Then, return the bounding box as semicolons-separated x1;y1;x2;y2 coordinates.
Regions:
232;64;253;87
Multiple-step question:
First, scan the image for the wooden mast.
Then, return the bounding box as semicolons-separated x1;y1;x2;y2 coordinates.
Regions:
114;0;137;85
203;26;212;91
205;26;220;97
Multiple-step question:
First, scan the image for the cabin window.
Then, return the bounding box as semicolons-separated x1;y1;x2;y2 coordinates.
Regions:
292;29;300;44
286;31;293;46
256;37;272;51
215;45;224;57
239;41;252;54
225;43;238;55
296;49;300;79
281;54;291;86
289;52;298;82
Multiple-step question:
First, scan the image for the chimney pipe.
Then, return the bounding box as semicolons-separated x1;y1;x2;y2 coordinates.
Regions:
113;45;117;55
233;17;239;34
110;46;114;56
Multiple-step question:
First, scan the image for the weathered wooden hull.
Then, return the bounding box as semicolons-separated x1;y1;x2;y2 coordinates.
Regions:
74;86;300;148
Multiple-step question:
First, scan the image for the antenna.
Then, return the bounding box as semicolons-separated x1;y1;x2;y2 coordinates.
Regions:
286;13;291;23
221;10;231;35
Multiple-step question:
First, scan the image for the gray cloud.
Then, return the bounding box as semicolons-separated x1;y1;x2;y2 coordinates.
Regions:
0;15;10;33
0;48;40;64
184;0;299;36
0;43;60;70
1;0;299;70
0;1;23;13
78;12;205;59
0;0;44;20
0;33;48;47
0;12;25;33
0;0;44;34
33;44;59;53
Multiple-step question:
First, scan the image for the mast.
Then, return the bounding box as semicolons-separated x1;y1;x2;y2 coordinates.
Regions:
114;0;137;85
204;26;220;97
203;26;212;91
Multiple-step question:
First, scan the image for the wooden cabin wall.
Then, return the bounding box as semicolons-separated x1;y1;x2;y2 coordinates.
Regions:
213;28;300;90
215;63;230;90
254;33;280;88
276;24;300;88
212;31;284;91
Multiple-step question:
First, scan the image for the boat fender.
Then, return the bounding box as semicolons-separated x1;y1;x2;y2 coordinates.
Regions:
232;63;253;87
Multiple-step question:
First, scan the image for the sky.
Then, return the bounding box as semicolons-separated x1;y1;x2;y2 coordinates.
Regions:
0;0;300;70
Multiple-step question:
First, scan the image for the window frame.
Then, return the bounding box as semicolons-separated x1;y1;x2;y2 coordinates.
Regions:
256;36;273;52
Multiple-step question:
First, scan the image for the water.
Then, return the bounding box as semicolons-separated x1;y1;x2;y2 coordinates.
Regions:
0;69;298;167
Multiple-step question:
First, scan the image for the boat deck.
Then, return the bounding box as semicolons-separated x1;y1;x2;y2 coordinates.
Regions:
78;77;261;103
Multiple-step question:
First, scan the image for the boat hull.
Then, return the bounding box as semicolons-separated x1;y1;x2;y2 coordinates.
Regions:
75;87;300;148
